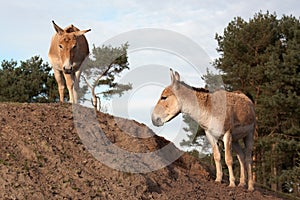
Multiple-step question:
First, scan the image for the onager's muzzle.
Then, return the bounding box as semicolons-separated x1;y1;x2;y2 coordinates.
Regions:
63;65;73;74
151;114;164;127
62;59;74;74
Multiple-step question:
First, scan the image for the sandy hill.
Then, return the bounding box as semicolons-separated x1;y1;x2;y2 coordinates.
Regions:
0;103;284;199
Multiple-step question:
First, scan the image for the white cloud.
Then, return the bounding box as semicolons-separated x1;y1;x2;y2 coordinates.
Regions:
1;0;299;61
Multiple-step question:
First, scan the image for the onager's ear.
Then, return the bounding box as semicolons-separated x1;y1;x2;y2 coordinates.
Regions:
170;68;180;89
174;71;180;82
75;29;91;37
52;20;64;35
170;68;176;84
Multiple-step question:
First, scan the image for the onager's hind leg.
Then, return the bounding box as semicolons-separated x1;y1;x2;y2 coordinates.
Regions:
223;131;235;187
232;141;246;187
244;134;254;191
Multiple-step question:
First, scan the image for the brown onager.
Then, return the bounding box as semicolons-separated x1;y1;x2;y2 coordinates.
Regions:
48;21;90;103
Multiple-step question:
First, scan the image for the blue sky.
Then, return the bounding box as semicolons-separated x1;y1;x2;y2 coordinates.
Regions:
1;0;299;149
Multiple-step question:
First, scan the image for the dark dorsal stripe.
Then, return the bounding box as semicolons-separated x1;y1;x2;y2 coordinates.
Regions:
178;81;209;93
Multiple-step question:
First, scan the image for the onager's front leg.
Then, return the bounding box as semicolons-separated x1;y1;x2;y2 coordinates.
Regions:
54;69;65;102
73;70;82;104
207;133;223;183
64;73;75;103
212;144;223;183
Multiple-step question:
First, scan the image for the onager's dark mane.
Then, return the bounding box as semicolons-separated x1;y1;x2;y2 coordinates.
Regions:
65;25;80;33
179;81;209;93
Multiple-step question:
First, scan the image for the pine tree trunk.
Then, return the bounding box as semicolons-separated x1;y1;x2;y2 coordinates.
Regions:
262;153;267;186
271;143;277;191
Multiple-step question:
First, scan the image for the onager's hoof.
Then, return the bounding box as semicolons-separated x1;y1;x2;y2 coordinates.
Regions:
238;182;246;187
228;182;236;188
215;179;222;183
248;185;254;191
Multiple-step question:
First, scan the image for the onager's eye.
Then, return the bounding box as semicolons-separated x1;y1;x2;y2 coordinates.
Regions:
59;44;63;49
161;96;167;100
72;44;77;49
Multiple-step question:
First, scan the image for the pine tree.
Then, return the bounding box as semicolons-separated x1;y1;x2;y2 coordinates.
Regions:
180;114;211;155
0;56;56;103
213;11;300;195
81;43;132;110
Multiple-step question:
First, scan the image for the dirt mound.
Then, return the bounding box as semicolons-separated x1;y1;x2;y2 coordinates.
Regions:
0;103;284;199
